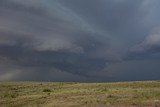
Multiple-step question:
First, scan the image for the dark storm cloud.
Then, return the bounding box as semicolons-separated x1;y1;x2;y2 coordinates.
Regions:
0;0;160;81
131;29;160;53
127;28;160;61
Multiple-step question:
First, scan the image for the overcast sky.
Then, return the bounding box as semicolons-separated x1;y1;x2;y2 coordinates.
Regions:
0;0;160;82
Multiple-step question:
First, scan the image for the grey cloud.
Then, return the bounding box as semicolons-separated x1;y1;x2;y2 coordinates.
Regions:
106;59;160;81
0;0;86;53
0;0;160;81
59;0;149;45
130;28;160;55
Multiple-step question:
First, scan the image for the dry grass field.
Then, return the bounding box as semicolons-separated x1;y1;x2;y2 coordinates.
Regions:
0;81;160;107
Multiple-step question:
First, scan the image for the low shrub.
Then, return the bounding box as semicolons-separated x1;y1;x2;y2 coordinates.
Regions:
43;89;51;92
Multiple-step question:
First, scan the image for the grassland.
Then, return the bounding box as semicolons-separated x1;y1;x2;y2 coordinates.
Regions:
0;81;160;107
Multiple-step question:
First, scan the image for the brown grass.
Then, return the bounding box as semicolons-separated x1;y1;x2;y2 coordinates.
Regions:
0;81;160;107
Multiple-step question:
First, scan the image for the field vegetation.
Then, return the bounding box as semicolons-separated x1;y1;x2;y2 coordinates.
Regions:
0;81;160;107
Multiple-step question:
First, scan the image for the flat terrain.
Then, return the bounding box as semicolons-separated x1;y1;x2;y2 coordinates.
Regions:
0;81;160;107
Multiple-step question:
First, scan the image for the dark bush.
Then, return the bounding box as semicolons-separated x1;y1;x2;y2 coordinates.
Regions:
43;89;51;92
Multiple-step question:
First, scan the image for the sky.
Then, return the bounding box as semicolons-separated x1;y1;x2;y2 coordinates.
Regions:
0;0;160;82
